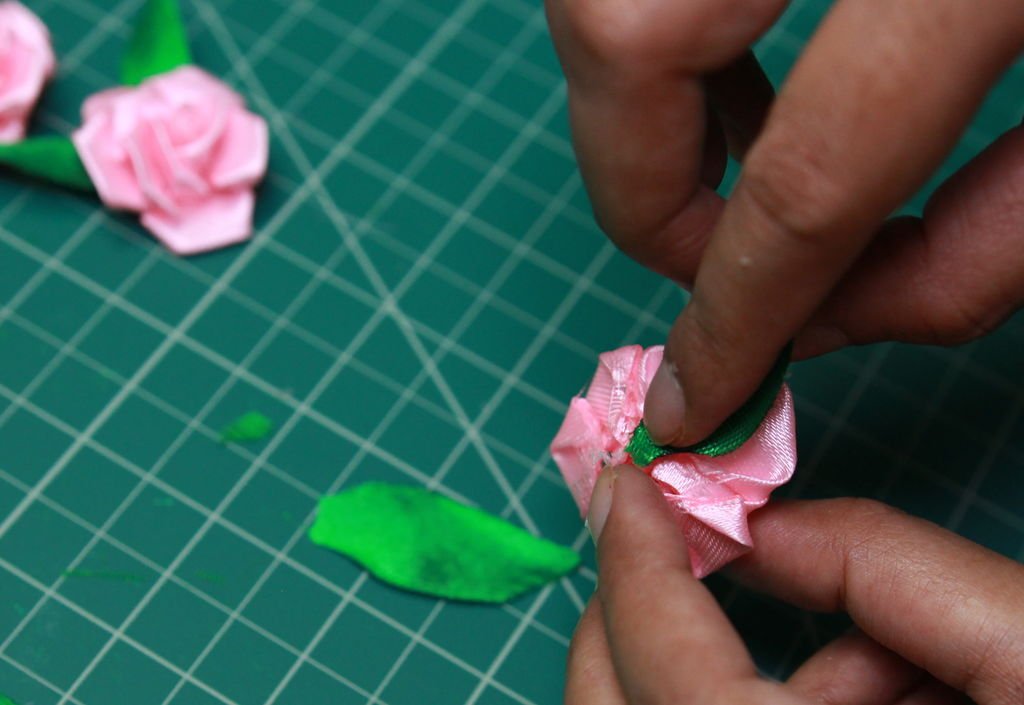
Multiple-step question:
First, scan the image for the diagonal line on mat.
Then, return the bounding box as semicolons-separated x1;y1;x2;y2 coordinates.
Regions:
195;0;544;534
46;0;497;701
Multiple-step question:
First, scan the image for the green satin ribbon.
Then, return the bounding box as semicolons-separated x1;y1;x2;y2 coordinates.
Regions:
121;0;192;85
0;137;93;191
626;345;791;467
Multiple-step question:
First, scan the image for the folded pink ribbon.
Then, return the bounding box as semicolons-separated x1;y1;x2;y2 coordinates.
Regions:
550;345;797;577
72;66;269;256
0;1;55;143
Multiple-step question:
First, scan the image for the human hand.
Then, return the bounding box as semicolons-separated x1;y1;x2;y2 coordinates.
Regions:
568;465;1024;705
545;0;1024;446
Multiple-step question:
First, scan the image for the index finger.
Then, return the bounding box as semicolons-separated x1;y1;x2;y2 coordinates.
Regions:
645;0;1024;446
732;498;1024;703
591;465;757;702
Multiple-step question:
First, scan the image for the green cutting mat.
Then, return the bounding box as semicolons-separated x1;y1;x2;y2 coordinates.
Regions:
0;0;1021;703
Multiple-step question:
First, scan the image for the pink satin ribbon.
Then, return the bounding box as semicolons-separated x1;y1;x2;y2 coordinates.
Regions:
550;345;797;577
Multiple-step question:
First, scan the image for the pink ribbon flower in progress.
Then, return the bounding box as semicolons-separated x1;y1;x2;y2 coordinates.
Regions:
550;345;797;577
0;1;56;143
72;66;269;256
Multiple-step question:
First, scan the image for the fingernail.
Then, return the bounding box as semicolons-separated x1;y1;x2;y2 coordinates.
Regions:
643;360;686;445
587;467;618;542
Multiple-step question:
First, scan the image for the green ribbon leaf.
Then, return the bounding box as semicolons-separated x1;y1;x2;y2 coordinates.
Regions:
627;344;792;466
310;482;580;603
220;411;274;444
121;0;192;85
0;136;94;191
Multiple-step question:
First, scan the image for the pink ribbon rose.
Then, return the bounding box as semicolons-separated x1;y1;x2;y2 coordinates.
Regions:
0;1;55;143
550;345;797;577
72;66;269;256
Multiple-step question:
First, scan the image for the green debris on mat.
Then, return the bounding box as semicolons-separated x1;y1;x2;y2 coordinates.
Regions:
310;482;580;603
1;694;18;705
0;137;94;191
626;344;791;467
62;569;149;584
194;570;225;585
220;411;274;444
122;0;192;85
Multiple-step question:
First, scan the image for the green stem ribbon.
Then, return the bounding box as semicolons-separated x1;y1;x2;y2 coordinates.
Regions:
626;344;792;466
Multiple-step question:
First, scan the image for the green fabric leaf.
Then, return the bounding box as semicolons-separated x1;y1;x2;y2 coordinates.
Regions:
220;411;274;444
627;344;792;466
121;0;192;85
0;137;94;191
309;483;580;603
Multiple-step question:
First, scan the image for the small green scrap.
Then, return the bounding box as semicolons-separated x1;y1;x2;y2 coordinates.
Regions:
309;482;580;603
1;694;19;705
62;569;148;584
194;570;225;585
220;411;274;444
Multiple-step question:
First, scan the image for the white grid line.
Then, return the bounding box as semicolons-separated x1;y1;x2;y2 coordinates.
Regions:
0;385;545;705
0;0;1020;702
173;4;574;702
43;0;516;698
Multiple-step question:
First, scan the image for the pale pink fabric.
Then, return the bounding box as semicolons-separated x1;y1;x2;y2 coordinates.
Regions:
550;345;662;516
550;345;797;577
0;1;55;142
72;66;269;256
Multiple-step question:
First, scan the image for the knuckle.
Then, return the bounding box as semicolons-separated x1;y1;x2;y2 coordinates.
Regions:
825;498;907;595
829;498;899;556
920;286;1005;345
555;0;655;65
740;132;852;250
555;0;785;69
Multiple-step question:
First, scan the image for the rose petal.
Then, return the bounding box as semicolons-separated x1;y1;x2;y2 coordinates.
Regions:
0;2;53;60
81;86;136;122
154;66;244;108
0;47;47;113
209;110;269;189
127;119;185;215
649;386;797;576
72;113;147;210
0;116;26;143
550;397;607;517
0;2;54;135
141;189;255;256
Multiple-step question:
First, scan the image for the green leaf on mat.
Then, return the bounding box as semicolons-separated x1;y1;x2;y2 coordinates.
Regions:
309;482;580;603
0;137;93;191
122;0;192;85
220;411;274;444
627;344;792;466
1;696;18;705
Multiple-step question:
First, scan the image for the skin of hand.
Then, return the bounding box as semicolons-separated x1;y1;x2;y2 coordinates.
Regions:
545;0;1024;446
569;465;1024;705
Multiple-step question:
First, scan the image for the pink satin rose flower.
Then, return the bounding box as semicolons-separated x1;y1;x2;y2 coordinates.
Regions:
0;1;56;143
550;345;797;577
72;66;269;256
